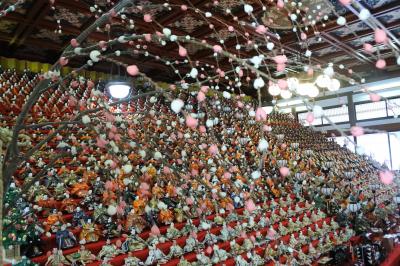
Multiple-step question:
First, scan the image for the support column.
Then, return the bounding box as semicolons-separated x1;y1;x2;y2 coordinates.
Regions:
347;94;356;127
347;94;357;145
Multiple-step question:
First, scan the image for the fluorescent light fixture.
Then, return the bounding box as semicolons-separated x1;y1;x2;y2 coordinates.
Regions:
262;106;274;114
277;99;302;107
359;79;400;92
106;81;132;99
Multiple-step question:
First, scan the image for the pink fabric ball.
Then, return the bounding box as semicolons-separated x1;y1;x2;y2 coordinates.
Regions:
178;46;187;57
380;170;394;185
375;28;388;43
350;126;364;137
279;167;290;177
143;14;152;22
376;59;386;69
185;116;198;129
127;65;139;76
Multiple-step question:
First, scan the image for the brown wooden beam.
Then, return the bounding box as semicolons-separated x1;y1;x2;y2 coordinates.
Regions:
9;0;48;45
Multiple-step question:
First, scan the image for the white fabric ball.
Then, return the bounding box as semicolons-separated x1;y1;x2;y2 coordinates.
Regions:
107;205;117;216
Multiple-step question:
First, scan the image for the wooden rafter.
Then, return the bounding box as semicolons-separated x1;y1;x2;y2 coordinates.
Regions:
8;0;48;46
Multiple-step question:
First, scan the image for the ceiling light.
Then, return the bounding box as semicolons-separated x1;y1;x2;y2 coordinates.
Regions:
287;77;299;91
106;81;132;99
281;89;292;99
308;84;319;98
316;74;331;88
268;83;281;96
328;78;340;91
296;83;311;96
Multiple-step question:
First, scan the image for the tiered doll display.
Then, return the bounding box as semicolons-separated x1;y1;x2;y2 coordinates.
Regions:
0;69;398;266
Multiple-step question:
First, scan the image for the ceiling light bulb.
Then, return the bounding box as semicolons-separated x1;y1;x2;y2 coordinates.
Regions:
107;82;131;99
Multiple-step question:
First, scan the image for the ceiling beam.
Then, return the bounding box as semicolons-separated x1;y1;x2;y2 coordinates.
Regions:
320;32;373;65
281;1;400;46
309;19;400;52
8;0;47;46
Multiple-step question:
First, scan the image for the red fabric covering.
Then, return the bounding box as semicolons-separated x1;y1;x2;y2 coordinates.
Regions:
381;244;400;266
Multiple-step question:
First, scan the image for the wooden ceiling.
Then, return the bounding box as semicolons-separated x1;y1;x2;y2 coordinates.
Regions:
1;0;400;98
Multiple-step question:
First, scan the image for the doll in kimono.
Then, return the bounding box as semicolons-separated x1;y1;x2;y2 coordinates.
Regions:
56;224;77;250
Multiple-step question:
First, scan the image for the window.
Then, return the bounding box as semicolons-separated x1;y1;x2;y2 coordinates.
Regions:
322;105;349;124
389;131;400;170
355;101;387;120
356;133;391;168
298;112;322;126
334;136;355;152
387;98;400;117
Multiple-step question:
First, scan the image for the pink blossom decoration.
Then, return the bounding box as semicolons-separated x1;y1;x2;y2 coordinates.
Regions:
279;167;290;177
363;43;373;53
376;59;386;69
375;28;388;44
369;93;381;102
185;116;198;129
208;144;219;155
59;57;68;66
350;126;364;137
339;0;352;5
127;65;139;76
178;46;187;57
380;170;394;185
277;0;284;8
255;107;267;121
143;14;152;22
213;45;223;53
197;91;206;102
306;112;314;124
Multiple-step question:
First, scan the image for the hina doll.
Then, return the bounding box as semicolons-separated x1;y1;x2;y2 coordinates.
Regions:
144;243;167;265
177;257;191;266
242;238;254;252
166;223;180;239
166;240;184;259
56;225;77;250
98;239;123;260
174;206;185;223
249;250;265;266
125;209;146;233
70;181;90;198
219;223;230;241
103;217;121;238
211;245;228;264
229;240;242;255
121;230;147;252
181;219;197;235
158;208;174;224
124;253;144;266
202;230;218;246
235;255;249;266
67;245;95;265
79;220;101;244
43;210;65;234
45;248;70;266
183;234;200;253
72;207;88;227
194;251;211;265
